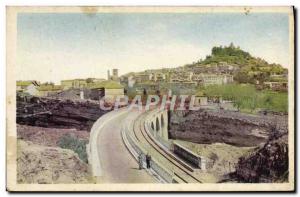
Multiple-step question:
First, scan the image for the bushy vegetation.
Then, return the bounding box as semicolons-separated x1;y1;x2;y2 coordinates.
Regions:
187;43;287;84
202;84;288;113
57;134;88;163
203;43;252;65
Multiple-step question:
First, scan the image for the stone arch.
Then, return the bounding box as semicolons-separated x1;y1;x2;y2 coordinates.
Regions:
151;122;155;130
156;117;160;132
161;113;164;128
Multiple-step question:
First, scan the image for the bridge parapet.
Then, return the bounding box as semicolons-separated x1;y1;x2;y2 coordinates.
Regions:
144;109;169;145
121;113;174;183
173;142;206;171
87;108;128;176
143;109;207;171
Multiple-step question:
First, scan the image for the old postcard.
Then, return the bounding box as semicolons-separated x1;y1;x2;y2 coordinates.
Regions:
6;6;295;192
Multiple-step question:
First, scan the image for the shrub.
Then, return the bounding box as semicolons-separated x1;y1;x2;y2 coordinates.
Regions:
202;84;288;113
57;133;88;163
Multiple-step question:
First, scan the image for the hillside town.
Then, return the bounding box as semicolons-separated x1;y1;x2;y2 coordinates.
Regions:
17;69;123;102
17;62;288;103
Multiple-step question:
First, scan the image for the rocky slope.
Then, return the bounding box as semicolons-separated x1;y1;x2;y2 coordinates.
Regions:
169;109;289;183
233;134;289;183
17;95;110;130
169;109;288;147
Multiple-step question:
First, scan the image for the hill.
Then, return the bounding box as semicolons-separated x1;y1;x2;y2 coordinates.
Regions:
185;43;288;84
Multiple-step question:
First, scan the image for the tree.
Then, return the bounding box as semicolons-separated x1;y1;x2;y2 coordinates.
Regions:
86;78;93;83
234;71;250;83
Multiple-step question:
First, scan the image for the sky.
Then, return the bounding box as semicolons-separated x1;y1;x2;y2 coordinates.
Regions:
17;12;290;83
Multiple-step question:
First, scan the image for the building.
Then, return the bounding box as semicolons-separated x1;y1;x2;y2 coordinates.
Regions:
127;76;136;88
199;74;233;86
88;80;124;102
86;78;106;83
107;70;110;80
113;69;118;78
169;72;194;83
16;81;64;97
194;91;208;106
61;79;87;90
55;88;83;100
17;81;39;92
107;68;120;82
134;73;151;83
17;80;41;96
152;73;167;82
134;82;159;95
264;81;288;91
37;84;63;97
25;84;39;96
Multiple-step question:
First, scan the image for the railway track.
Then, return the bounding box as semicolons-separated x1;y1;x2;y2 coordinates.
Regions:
132;111;202;183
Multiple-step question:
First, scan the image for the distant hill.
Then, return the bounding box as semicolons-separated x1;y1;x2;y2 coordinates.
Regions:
120;43;288;85
185;43;288;84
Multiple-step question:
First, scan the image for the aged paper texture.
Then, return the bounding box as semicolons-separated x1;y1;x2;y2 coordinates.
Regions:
6;6;294;192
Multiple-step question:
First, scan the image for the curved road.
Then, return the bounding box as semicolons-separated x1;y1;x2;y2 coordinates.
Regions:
96;109;155;183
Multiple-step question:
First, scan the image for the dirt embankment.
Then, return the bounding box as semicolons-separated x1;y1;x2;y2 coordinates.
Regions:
17;140;94;184
17;124;89;147
169;110;288;147
175;140;255;182
17;125;93;184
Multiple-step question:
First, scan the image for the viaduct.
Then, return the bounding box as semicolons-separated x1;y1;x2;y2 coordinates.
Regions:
87;107;209;183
